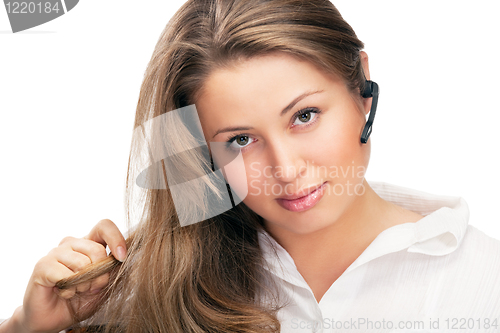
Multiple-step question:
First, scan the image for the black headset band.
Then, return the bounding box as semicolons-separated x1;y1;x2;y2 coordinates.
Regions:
360;80;379;144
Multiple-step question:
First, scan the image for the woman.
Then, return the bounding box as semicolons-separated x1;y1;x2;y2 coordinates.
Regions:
1;0;499;332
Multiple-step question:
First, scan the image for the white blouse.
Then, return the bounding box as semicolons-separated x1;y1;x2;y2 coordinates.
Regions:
257;181;500;333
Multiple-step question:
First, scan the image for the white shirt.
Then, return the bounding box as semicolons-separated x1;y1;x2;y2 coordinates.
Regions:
257;180;500;333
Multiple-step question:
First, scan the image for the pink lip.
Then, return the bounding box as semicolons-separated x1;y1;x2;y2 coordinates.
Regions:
278;182;325;200
276;182;327;212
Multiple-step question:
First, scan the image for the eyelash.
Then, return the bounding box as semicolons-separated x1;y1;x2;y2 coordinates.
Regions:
225;107;322;150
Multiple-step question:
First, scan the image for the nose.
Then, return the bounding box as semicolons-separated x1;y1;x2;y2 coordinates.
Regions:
267;140;307;183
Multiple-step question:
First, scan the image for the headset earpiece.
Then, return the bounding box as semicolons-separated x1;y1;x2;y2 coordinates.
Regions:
360;80;379;144
362;80;373;98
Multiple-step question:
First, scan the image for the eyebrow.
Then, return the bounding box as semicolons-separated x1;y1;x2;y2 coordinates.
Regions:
211;89;325;139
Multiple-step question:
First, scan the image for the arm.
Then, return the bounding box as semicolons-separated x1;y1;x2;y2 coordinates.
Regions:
0;306;70;333
0;306;44;333
0;310;97;333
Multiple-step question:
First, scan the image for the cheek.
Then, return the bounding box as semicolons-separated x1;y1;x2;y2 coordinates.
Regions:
226;159;271;206
312;112;368;182
241;173;267;214
245;163;270;197
240;161;282;213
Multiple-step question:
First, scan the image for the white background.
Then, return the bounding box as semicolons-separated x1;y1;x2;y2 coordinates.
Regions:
1;0;499;320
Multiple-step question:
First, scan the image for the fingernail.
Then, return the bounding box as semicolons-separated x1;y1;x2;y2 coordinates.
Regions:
90;288;102;294
115;245;126;262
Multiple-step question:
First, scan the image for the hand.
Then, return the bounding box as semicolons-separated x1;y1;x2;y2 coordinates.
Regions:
14;219;127;333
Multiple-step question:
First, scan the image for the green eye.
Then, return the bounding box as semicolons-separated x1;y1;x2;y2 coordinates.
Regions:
235;136;249;146
225;134;254;150
292;107;320;126
297;112;311;122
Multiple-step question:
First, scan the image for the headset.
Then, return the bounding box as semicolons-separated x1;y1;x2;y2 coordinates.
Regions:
360;80;379;144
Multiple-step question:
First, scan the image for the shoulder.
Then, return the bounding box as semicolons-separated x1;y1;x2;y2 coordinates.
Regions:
433;225;500;316
459;224;500;258
448;224;500;279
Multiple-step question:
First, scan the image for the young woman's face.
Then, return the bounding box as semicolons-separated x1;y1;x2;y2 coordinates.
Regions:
195;52;371;235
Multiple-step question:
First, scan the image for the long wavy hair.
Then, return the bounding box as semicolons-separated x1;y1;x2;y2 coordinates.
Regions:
56;0;366;332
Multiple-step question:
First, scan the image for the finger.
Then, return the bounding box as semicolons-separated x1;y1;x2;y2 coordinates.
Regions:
45;253;95;295
33;257;93;300
84;219;127;262
57;287;76;299
60;237;108;265
76;281;92;294
34;256;80;288
89;272;110;292
58;236;107;265
59;235;76;246
49;246;93;273
53;246;110;293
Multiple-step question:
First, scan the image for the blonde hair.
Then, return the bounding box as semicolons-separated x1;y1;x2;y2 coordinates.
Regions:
56;0;365;332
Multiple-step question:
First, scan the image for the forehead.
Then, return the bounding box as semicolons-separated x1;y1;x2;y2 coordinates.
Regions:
197;53;341;102
194;53;347;136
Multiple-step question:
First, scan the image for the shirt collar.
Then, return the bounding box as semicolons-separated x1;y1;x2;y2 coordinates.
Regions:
257;180;470;286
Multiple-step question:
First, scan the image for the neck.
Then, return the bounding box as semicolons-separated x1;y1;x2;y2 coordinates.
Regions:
262;178;422;271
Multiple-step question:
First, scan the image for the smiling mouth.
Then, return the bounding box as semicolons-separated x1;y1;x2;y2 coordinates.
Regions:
277;182;326;200
275;182;327;212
